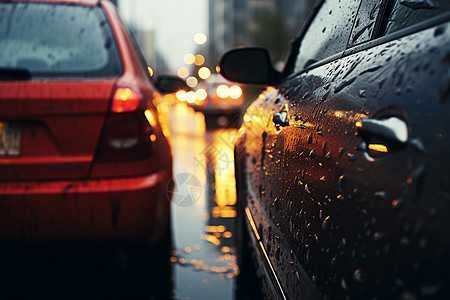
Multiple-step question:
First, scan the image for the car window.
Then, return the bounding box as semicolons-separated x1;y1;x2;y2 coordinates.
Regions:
294;0;361;72
384;0;450;35
0;2;122;78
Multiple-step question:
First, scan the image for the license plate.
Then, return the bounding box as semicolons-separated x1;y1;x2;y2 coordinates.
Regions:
0;122;21;156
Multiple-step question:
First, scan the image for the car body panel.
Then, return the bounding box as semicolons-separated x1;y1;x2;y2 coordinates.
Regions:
0;168;171;242
0;81;114;179
0;0;172;244
233;1;450;299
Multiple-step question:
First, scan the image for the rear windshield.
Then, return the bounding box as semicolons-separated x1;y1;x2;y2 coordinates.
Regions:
0;2;123;79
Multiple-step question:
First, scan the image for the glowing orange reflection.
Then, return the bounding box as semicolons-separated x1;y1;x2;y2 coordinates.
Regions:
368;144;388;153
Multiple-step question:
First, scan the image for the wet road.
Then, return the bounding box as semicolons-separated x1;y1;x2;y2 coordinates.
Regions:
0;103;244;300
169;103;240;300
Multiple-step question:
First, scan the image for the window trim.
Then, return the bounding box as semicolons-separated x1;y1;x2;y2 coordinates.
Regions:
345;11;450;57
284;0;364;78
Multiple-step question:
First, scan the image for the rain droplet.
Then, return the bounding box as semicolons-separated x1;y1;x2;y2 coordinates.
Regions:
347;153;356;162
339;147;347;159
374;232;385;242
338;175;346;194
320;176;326;183
353;269;363;282
322;216;331;230
309;150;317;158
307;133;313;144
341;278;348;290
374;191;386;199
392;198;404;211
325;151;332;160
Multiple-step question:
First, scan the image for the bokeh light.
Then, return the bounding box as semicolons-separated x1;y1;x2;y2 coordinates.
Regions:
186;76;198;88
194;32;207;45
177;67;189;78
216;84;229;98
196;88;207;101
186;91;197;103
229;85;242;99
198;67;211;80
184;53;195;65
194;54;205;66
147;67;154;77
176;90;187;101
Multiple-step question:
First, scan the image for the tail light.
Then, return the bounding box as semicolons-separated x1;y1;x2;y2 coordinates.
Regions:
95;86;156;162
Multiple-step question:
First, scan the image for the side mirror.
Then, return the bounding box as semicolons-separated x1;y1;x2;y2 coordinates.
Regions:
219;47;282;85
155;75;189;94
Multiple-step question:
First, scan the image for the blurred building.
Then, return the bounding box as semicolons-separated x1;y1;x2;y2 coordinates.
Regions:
208;0;315;69
134;29;168;74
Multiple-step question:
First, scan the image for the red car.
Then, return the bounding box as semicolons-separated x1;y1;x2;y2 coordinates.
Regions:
0;0;174;247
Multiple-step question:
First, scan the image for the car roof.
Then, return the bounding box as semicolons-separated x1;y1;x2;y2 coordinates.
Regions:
0;0;100;6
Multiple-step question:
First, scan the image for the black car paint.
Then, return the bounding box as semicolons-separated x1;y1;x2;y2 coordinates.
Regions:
231;1;450;299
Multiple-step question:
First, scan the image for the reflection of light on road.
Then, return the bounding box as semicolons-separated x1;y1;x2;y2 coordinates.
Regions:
170;103;205;136
212;129;237;211
169;104;239;298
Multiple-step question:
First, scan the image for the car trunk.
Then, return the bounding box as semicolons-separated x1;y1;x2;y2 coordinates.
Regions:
0;80;115;180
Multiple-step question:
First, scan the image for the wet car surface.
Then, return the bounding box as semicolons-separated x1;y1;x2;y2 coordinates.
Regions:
220;0;450;299
0;0;174;244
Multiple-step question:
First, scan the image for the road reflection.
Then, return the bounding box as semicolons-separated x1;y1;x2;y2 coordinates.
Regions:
0;103;242;300
169;103;240;300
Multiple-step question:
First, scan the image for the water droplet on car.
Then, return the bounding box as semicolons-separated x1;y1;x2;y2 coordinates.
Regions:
322;216;331;230
309;150;317;158
374;232;385;242
347;153;356;162
305;185;311;194
392;198;404;211
274;197;280;210
338;175;346;194
374;191;386;199
339;147;347;159
307;133;313;144
320;176;326;183
353;269;363;282
326;151;332;160
341;278;348;290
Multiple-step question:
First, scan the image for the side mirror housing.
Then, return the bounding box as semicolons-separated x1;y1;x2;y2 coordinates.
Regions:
219;47;282;85
155;75;189;94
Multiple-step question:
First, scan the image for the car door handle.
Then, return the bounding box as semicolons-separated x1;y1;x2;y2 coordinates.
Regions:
356;116;408;147
273;111;289;127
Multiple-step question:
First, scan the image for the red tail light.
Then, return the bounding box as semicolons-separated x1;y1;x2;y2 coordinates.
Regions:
111;87;141;113
94;86;155;162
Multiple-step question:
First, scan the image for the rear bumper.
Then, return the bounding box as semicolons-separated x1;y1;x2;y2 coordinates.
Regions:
0;168;172;244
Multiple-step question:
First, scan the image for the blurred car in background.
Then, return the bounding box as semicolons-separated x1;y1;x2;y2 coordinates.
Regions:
182;74;244;127
0;0;179;260
221;0;450;299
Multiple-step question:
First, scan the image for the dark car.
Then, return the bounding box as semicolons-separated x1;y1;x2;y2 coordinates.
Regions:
220;0;450;299
187;74;245;127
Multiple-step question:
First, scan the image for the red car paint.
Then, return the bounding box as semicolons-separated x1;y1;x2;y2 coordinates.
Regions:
0;0;172;244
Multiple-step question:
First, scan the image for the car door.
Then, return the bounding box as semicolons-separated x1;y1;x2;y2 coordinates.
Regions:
239;0;362;298
257;0;450;299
